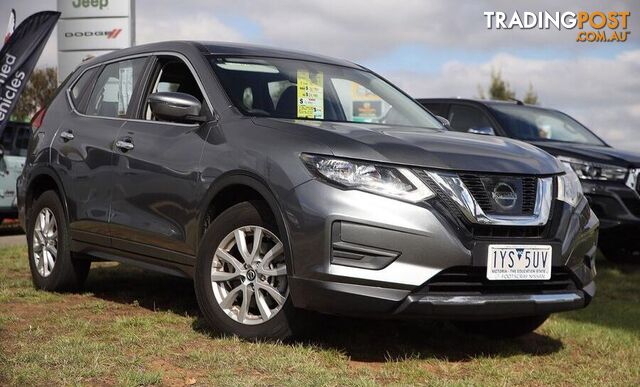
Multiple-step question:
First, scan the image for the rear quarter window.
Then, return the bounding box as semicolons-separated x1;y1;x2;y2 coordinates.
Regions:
70;67;99;113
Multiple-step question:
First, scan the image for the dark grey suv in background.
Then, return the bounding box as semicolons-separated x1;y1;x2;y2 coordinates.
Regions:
419;98;639;261
18;42;597;340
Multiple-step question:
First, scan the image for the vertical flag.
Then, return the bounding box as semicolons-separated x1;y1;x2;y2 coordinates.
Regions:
0;11;60;132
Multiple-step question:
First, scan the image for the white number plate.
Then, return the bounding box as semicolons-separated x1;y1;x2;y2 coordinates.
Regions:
487;244;552;280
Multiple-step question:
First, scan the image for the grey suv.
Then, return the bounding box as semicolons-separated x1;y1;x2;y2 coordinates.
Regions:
17;41;597;340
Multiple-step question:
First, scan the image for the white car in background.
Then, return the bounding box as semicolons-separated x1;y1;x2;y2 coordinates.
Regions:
0;121;29;224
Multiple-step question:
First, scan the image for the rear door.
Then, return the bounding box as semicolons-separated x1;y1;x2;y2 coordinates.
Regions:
108;54;213;261
54;57;148;247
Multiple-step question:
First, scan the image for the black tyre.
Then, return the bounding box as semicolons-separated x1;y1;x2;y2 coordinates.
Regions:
27;190;90;291
453;315;549;338
194;201;298;340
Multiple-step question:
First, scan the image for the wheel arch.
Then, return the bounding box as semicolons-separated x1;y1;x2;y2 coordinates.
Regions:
198;171;294;274
25;167;70;226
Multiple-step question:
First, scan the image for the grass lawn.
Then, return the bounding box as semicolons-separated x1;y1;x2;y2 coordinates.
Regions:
0;244;639;386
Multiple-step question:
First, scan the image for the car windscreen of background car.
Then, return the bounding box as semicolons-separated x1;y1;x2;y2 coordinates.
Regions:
1;123;30;156
209;56;443;129
491;104;605;146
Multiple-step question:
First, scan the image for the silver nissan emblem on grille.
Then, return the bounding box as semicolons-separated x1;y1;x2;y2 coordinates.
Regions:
492;182;518;210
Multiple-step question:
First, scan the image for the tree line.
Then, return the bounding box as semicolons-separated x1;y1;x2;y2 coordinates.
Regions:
477;68;539;105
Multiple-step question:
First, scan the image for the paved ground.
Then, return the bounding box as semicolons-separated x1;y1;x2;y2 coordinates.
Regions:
0;234;25;247
0;222;25;248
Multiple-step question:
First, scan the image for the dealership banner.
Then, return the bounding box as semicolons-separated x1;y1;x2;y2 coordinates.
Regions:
4;9;15;43
0;11;60;132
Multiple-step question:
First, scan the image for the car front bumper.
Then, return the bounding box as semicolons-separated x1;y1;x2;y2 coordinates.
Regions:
0;207;18;219
582;180;640;230
283;180;598;319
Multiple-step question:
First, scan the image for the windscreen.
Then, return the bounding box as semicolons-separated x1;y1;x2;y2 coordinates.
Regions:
210;56;443;129
491;104;605;146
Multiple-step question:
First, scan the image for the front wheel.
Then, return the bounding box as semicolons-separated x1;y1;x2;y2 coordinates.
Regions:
194;201;298;340
453;315;549;338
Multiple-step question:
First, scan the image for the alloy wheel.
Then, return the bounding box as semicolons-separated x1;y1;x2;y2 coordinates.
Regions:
32;207;58;277
210;225;288;325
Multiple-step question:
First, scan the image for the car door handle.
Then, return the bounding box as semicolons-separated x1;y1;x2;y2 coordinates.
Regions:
60;130;74;141
115;139;135;151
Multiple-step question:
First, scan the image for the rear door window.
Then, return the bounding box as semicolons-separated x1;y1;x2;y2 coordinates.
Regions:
448;104;493;132
86;58;147;118
422;102;449;119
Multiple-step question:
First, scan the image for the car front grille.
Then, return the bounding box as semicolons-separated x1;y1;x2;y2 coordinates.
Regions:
470;225;546;238
458;174;538;216
422;266;576;295
522;176;538;213
415;170;549;238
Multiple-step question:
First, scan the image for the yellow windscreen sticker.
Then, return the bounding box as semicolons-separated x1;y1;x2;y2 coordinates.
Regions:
296;70;324;119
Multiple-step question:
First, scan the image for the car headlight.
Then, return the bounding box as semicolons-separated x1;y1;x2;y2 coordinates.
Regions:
557;162;584;207
301;154;434;203
558;156;628;182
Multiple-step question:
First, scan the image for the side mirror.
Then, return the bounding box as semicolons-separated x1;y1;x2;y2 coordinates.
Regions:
147;92;205;123
468;126;496;136
435;115;451;128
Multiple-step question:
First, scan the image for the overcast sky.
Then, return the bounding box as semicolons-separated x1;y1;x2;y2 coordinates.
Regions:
2;0;639;150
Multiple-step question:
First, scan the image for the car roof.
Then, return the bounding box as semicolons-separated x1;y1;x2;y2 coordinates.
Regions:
417;97;520;106
77;40;364;71
199;41;364;68
416;98;565;112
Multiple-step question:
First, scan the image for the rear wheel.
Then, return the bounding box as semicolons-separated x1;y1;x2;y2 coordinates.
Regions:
27;190;90;291
194;201;298;340
453;315;549;338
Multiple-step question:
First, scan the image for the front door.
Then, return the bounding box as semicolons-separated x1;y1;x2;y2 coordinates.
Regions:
109;55;212;262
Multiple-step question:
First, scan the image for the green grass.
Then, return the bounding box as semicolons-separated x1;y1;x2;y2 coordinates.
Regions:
0;244;639;386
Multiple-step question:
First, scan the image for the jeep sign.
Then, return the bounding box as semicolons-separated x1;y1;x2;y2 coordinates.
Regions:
56;0;134;80
58;0;131;18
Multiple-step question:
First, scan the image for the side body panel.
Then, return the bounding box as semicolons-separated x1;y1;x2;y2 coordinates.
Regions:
109;120;210;260
52;114;123;246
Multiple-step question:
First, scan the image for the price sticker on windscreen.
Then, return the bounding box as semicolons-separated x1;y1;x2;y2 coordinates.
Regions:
297;70;324;119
